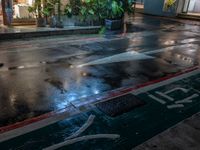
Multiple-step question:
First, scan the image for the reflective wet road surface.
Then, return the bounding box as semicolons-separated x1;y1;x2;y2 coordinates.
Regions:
0;14;200;128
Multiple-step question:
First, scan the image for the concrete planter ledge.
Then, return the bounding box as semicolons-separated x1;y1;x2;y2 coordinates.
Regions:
0;26;101;41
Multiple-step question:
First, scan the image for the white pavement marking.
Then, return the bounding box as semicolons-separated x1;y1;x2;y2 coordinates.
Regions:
0;106;79;143
43;134;120;150
167;104;184;109
180;38;200;44
77;43;198;67
65;115;95;140
132;68;200;95
77;51;154;67
176;94;199;104
148;94;166;104
143;44;198;55
164;87;189;94
155;91;174;101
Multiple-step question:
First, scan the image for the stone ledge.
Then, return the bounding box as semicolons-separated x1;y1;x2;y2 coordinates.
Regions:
0;26;101;41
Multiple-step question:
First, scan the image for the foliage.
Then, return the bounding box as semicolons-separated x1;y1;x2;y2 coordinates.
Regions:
99;26;106;34
163;0;176;11
28;0;42;18
82;0;107;22
64;0;82;18
70;0;81;16
105;0;124;19
121;0;135;14
28;0;62;18
63;0;135;23
64;4;73;18
79;0;95;22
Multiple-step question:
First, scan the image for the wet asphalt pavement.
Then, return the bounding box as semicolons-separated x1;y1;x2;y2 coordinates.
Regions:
0;14;200;127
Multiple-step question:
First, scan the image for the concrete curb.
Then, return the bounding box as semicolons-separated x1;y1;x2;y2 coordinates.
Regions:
0;26;101;41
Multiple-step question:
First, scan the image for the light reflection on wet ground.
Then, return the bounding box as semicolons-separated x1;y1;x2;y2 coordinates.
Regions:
0;15;200;127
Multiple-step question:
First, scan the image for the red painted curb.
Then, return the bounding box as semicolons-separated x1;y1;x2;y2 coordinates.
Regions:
0;66;199;134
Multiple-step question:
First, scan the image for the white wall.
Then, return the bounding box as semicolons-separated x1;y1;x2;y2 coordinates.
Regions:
176;0;185;13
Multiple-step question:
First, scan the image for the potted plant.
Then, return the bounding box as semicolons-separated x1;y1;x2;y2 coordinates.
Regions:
78;0;96;26
105;0;124;30
63;0;82;26
28;0;46;27
89;0;107;25
41;0;56;27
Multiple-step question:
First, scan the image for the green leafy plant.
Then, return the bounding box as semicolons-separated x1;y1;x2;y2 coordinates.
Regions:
70;0;81;16
64;0;82;18
64;4;73;18
105;0;124;20
28;0;43;18
79;0;95;22
121;0;135;14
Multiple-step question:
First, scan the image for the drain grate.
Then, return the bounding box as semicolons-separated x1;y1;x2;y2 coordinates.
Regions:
96;94;146;117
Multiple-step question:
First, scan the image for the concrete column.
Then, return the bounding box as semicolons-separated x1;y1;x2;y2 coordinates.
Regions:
176;0;184;14
144;0;178;16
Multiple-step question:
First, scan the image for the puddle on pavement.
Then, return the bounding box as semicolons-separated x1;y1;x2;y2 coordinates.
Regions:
44;78;67;94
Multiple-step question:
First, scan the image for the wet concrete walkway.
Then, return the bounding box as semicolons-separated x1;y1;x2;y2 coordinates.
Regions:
0;14;200;149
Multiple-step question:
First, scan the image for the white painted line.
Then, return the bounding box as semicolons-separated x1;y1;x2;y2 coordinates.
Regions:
167;104;184;109
143;44;198;55
180;38;200;44
155;91;174;101
164;87;189;94
191;88;200;94
43;134;120;150
77;43;198;67
65;115;95;140
132;68;200;95
78;51;154;67
148;94;166;104
176;94;199;104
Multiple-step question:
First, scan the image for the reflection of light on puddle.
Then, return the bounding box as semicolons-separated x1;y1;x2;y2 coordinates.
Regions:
188;49;196;53
10;94;17;106
68;96;76;101
57;100;69;109
18;66;25;69
164;40;175;45
41;61;46;64
175;54;193;65
93;90;99;94
81;95;87;98
69;65;74;68
81;72;87;76
77;65;83;68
